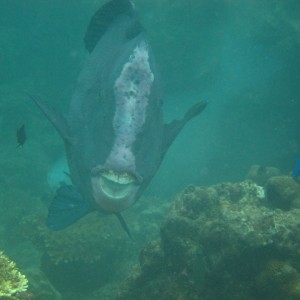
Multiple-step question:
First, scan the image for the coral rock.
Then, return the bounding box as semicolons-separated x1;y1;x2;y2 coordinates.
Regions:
0;251;28;299
117;180;300;300
247;164;280;186
266;176;300;210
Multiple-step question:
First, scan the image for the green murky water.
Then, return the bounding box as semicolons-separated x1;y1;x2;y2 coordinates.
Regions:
1;1;300;299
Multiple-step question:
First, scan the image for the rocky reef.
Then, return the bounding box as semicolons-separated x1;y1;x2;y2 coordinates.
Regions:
19;212;135;298
246;164;281;186
18;195;168;299
0;251;29;299
117;178;300;300
266;176;300;210
6;167;300;299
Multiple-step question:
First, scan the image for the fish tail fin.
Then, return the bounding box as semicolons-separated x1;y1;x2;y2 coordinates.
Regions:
47;185;92;230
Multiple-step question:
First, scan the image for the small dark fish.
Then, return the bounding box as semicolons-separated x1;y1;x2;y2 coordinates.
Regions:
293;157;300;178
16;125;26;147
257;166;267;176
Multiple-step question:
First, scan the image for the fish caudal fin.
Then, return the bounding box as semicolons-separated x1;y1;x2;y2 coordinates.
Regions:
163;100;207;154
47;185;92;230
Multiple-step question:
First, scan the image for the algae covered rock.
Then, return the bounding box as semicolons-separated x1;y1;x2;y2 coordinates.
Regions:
266;176;300;210
256;260;300;300
247;164;280;186
117;180;300;300
25;268;61;300
21;211;137;298
0;251;28;299
17;194;168;299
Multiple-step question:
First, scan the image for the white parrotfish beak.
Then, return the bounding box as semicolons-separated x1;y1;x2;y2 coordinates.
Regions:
91;167;142;212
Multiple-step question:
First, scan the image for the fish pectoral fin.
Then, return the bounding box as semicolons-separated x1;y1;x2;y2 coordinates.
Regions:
29;94;72;144
47;185;92;230
163;100;207;154
183;101;207;121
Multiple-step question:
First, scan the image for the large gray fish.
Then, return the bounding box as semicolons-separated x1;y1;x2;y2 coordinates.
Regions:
32;0;206;235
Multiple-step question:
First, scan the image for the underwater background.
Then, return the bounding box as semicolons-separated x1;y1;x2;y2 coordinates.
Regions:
1;0;300;299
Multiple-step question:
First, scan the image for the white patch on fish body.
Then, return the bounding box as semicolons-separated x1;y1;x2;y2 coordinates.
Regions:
105;41;154;171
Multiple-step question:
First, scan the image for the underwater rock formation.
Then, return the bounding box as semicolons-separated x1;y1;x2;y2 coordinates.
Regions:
0;251;28;299
266;176;300;210
21;212;135;297
117;180;300;300
256;259;300;299
20;195;168;299
25;267;62;300
247;164;280;186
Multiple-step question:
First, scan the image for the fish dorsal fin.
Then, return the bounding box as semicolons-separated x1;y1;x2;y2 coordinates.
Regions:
163;101;207;155
84;0;138;53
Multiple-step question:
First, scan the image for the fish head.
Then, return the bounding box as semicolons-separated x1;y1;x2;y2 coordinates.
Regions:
89;39;157;213
91;166;142;212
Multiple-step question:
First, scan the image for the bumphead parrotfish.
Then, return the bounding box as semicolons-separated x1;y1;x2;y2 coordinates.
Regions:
32;0;207;236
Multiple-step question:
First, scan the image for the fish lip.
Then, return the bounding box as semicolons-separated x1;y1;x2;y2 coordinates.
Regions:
91;167;141;212
99;170;136;199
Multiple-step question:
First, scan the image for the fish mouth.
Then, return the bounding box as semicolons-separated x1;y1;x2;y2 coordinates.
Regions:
98;170;136;200
91;167;141;212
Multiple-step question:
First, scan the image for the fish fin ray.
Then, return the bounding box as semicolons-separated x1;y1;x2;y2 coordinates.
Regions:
29;94;72;144
163;100;207;154
115;212;133;239
47;185;93;230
